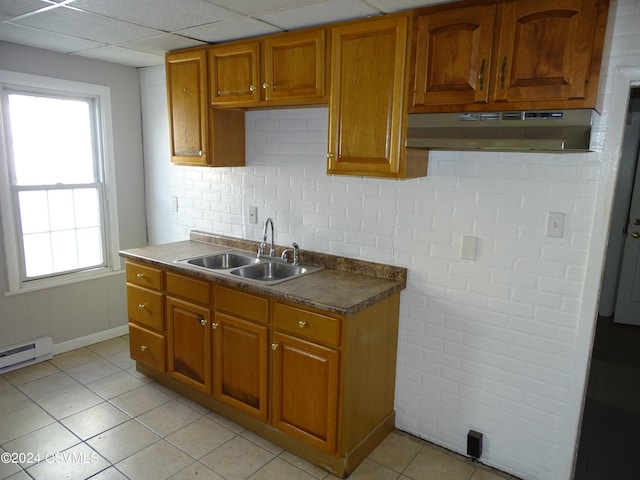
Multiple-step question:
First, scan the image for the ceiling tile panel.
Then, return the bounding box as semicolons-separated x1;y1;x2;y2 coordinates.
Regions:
70;0;239;31
205;0;319;16
0;21;104;53
177;18;282;43
256;0;381;29
0;0;51;21
13;5;159;44
73;45;164;67
119;35;206;57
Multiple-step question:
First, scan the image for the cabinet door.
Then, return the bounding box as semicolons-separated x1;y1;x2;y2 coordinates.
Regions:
167;297;211;393
412;3;496;109
492;0;600;105
328;15;410;177
212;313;268;420
209;41;260;106
263;29;327;103
166;49;208;165
271;332;339;453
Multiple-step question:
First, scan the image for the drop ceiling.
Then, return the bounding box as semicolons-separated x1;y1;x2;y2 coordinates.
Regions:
0;0;451;68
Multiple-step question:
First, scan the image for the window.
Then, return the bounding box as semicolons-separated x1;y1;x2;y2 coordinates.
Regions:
0;71;120;293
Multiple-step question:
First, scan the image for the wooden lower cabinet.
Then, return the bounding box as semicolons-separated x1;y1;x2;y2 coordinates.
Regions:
167;296;211;393
129;323;165;372
126;261;401;477
271;331;339;452
212;312;268;420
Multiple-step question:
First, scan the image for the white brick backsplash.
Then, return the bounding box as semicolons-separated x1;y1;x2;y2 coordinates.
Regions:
136;2;638;478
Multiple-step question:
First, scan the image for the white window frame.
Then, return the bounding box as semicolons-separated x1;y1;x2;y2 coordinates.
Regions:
0;70;121;294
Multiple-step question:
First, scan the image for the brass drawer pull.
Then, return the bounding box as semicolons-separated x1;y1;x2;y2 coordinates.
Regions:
137;304;145;310
271;343;279;350
136;273;144;278
140;345;147;352
298;320;308;329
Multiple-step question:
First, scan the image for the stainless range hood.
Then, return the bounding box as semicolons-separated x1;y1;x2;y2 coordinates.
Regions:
406;109;593;153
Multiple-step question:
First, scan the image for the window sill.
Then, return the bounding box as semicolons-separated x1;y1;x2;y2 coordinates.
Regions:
4;268;124;296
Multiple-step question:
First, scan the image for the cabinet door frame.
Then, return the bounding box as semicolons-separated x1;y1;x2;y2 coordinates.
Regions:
263;28;328;103
271;331;340;453
492;0;600;105
411;3;497;109
209;41;261;106
166;49;209;165
166;296;212;393
212;312;269;421
327;15;410;177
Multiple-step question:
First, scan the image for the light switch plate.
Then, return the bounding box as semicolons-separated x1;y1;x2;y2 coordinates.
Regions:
461;235;478;261
546;212;565;238
248;206;258;224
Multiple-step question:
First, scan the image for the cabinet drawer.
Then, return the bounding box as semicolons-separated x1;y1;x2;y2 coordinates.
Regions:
274;303;341;346
127;284;164;332
166;271;211;305
126;261;163;290
215;286;268;324
129;323;165;371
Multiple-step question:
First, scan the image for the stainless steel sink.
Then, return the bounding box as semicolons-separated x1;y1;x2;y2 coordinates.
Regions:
175;249;323;285
186;252;258;269
229;262;308;282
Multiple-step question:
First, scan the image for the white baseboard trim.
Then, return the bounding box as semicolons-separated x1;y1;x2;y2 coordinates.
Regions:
53;325;129;356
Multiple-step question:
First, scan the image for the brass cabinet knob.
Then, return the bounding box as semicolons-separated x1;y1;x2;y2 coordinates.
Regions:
632;232;640;239
137;304;145;310
249;84;256;92
140;345;147;352
262;82;270;89
136;273;144;278
327;153;335;159
200;318;207;327
198;150;203;156
271;343;279;351
298;320;307;329
211;322;219;330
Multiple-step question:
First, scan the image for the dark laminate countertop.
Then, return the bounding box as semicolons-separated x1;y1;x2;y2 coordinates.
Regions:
119;231;407;317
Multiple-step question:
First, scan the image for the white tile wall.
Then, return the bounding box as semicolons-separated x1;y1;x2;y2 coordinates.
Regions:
138;2;640;478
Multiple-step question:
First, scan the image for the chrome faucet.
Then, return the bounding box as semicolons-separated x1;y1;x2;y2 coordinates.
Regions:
281;242;299;265
258;217;275;257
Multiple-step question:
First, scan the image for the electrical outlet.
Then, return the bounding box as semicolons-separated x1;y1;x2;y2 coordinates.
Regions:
467;430;483;459
546;212;565;238
248;206;258;224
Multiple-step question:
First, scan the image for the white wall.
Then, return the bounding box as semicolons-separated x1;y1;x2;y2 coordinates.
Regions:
0;41;147;351
137;1;639;478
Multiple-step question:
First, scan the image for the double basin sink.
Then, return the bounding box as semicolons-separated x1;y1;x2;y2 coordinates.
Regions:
175;249;323;286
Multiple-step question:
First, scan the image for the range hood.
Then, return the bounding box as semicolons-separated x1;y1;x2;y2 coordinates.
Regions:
406;109;593;153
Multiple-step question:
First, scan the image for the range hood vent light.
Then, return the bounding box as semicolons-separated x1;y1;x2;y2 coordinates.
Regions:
406;109;593;153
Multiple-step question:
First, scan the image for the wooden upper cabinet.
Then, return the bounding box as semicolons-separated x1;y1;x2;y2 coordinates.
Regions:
166;49;208;164
328;14;428;178
492;0;604;106
209;41;261;105
410;0;610;112
412;3;497;108
209;28;328;108
166;48;245;167
263;29;327;103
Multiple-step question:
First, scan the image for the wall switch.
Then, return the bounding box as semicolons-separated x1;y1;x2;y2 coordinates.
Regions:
546;212;565;238
248;206;258;224
171;196;178;212
461;235;478;261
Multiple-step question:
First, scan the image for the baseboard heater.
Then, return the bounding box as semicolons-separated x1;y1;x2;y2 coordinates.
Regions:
0;337;53;374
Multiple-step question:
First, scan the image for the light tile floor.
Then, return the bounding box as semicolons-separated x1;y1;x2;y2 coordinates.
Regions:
0;336;519;480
